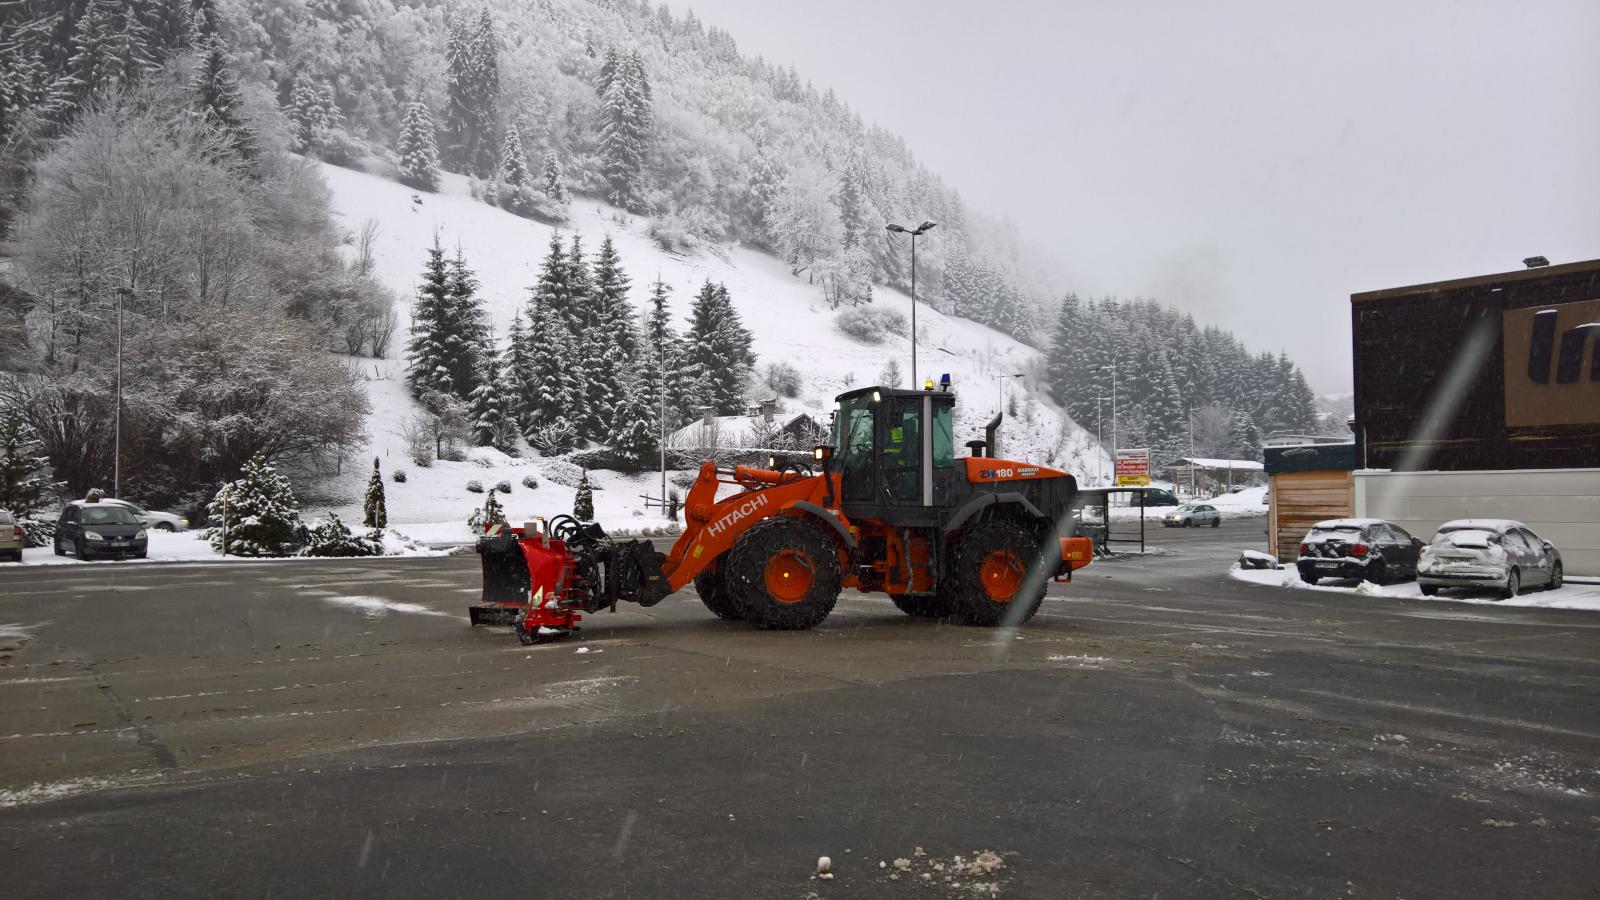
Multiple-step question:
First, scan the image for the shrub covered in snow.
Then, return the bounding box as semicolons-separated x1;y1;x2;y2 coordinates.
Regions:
765;361;802;399
393;469;407;483
207;454;306;557
465;480;484;494
834;306;907;344
363;458;387;529
20;516;56;549
539;458;586;489
494;480;511;494
520;474;539;490
302;512;382;558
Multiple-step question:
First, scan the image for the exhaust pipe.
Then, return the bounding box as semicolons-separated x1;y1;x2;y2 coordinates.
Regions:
986;413;1003;460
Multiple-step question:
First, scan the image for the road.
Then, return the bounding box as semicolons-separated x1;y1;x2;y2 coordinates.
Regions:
2;517;1597;898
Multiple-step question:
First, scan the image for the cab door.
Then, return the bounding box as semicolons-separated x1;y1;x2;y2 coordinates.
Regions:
879;397;923;505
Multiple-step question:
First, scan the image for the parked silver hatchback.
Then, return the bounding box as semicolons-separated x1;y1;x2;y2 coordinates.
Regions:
1418;519;1563;599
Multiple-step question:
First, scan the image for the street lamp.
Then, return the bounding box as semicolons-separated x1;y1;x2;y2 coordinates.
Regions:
1099;363;1118;460
1093;395;1112;484
115;287;130;499
886;220;936;389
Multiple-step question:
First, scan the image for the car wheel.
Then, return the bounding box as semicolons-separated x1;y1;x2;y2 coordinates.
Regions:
1548;562;1562;591
1210;518;1220;528
1366;560;1387;585
1500;568;1519;601
53;537;65;557
156;522;175;532
1419;584;1438;597
1300;571;1319;585
75;537;91;561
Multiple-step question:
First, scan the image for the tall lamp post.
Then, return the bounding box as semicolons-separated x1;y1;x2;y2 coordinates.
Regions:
1093;395;1112;484
115;287;130;499
1099;363;1118;460
886;221;936;389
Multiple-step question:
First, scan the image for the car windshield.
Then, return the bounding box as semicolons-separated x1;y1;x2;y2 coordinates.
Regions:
0;510;12;524
80;505;139;525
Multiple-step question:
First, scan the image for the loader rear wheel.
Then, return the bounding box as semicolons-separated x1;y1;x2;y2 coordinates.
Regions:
725;517;840;630
694;563;743;621
942;520;1048;627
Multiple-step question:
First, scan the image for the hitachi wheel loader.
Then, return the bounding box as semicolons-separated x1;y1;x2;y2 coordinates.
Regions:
473;383;1093;643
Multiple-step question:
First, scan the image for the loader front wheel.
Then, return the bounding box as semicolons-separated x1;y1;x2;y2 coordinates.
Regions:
694;563;743;621
943;520;1048;627
725;517;840;630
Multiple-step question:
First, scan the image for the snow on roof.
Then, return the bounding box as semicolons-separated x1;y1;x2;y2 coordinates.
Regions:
1438;518;1526;532
1311;518;1387;529
1172;457;1264;471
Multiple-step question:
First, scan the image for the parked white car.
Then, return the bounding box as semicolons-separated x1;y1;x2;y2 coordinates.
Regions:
1418;519;1563;599
0;509;23;562
103;499;190;532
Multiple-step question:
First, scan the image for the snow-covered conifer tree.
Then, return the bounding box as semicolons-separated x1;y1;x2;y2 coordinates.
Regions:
405;238;457;398
397;101;441;191
541;151;568;204
362;457;387;529
572;469;594;520
0;408;55;519
208;453;305;557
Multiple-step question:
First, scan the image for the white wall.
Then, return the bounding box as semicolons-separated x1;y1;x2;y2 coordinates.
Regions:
1354;469;1600;577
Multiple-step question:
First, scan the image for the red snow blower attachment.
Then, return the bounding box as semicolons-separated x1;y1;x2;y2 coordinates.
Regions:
471;516;670;644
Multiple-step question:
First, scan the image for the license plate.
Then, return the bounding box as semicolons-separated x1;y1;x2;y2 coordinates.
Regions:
110;541;130;548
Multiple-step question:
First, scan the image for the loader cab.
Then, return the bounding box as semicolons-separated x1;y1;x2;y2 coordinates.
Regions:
830;385;958;520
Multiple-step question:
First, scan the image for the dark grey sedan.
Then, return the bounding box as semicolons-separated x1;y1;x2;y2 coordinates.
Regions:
55;500;148;560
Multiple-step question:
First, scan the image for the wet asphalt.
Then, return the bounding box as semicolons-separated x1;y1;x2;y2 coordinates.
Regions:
1;518;1597;898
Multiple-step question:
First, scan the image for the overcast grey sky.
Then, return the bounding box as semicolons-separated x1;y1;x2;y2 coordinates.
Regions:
681;0;1600;392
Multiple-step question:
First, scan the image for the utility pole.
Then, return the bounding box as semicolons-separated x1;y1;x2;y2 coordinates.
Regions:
1094;395;1111;485
886;221;937;389
1100;364;1118;460
115;287;130;498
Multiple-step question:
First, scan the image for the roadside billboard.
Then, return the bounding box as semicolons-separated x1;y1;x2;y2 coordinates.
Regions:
1115;448;1151;486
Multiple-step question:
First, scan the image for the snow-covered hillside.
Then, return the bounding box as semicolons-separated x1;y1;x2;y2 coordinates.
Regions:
315;163;1107;537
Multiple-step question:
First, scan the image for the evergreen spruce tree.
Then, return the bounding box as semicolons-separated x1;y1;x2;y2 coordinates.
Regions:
362;457;387;529
405;238;457;397
1227;411;1262;459
578;234;635;437
541;151;568;204
572;469;594;520
595;46;652;210
524;234;581;432
497;125;532;186
606;375;658;469
207;453;305;557
396;101;441;191
442;11;500;176
502;310;535;429
0;408;54;519
191;35;255;161
640;278;691;427
64;0;131;104
468;338;512;448
286;78;338;153
682;281;755;415
444;250;489;400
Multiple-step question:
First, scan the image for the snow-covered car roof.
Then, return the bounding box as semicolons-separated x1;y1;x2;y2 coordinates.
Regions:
1437;519;1525;533
1309;518;1386;529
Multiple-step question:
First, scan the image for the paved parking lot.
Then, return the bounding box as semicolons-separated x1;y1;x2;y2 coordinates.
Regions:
2;521;1597;898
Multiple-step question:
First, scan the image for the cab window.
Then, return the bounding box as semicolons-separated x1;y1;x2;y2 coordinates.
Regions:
931;402;954;467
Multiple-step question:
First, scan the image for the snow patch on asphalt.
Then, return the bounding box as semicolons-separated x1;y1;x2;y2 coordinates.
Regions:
0;776;129;808
319;595;455;619
1229;564;1600;612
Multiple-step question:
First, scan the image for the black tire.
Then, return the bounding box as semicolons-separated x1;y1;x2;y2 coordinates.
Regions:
1420;584;1438;596
724;517;841;630
1500;568;1519;601
1548;562;1563;592
1299;570;1319;585
1365;560;1387;585
891;594;958;619
941;519;1048;627
53;537;65;557
76;537;91;561
155;522;175;532
1210;518;1220;528
693;563;743;621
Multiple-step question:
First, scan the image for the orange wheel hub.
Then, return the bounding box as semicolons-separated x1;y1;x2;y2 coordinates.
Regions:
979;550;1024;602
763;549;815;603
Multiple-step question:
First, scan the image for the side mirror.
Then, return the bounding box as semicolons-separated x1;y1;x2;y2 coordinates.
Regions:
1542;540;1555;551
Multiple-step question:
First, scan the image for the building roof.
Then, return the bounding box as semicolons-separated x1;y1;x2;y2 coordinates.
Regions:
1170;457;1264;472
1350;257;1600;304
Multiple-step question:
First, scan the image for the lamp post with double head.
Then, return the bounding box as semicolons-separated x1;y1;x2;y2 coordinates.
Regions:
885;221;937;389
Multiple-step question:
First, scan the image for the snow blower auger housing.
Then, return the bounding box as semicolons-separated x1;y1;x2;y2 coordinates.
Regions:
473;383;1092;642
472;517;670;644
